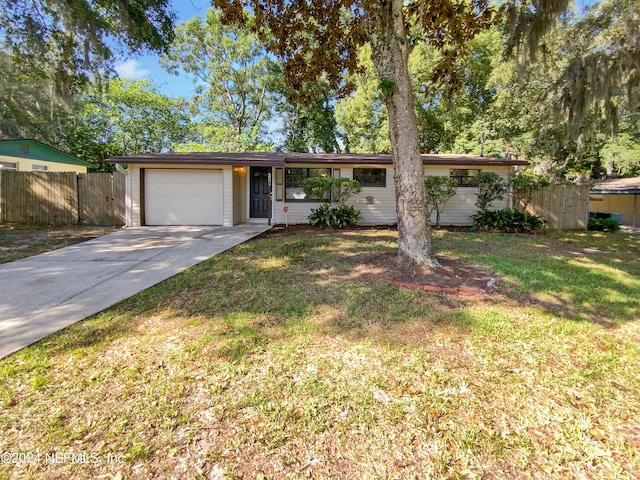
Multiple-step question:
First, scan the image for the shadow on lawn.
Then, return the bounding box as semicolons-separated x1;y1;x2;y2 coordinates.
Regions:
17;229;638;363
441;231;640;326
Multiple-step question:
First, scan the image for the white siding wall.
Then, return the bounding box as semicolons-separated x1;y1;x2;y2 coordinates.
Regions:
122;162;514;227
271;164;391;225
272;164;513;226
128;166;141;227
233;169;247;225
222;166;233;226
425;165;512;226
350;166;397;224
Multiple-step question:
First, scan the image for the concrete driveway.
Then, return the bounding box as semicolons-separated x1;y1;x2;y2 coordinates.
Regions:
0;225;271;359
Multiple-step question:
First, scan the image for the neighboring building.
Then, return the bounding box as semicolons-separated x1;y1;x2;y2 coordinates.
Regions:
590;177;640;228
106;152;527;227
0;139;94;173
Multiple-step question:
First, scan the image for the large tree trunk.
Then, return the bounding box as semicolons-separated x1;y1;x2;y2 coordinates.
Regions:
363;0;436;266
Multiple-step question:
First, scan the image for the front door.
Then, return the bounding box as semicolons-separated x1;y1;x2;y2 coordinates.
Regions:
250;167;271;218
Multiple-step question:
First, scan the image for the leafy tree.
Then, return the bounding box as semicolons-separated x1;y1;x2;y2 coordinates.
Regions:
335;45;391;154
493;0;640;180
214;0;499;266
162;9;281;151
600;129;640;178
511;170;550;212
0;0;175;101
304;177;363;228
277;77;342;153
474;172;507;212
424;176;458;227
412;29;503;155
64;79;194;170
303;177;362;207
0;52;71;145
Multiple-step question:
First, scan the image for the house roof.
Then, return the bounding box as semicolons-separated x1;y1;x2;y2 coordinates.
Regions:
0;139;95;168
591;177;640;194
106;151;528;167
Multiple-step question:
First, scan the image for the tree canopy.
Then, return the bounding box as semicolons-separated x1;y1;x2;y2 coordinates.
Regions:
162;9;280;151
214;0;498;265
0;0;175;101
64;79;194;170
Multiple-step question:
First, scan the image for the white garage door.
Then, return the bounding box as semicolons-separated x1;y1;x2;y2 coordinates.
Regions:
145;169;224;225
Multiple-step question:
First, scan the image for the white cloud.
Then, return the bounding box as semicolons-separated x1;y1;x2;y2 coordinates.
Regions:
114;59;151;79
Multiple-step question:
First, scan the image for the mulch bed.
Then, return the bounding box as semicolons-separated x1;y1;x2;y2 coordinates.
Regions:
263;225;498;296
348;251;497;296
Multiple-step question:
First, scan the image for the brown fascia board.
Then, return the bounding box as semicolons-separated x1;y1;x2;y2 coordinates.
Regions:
107;151;527;167
106;152;287;166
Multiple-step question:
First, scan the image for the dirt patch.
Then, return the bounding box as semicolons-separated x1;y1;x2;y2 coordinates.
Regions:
264;225;498;294
348;251;497;294
0;225;118;264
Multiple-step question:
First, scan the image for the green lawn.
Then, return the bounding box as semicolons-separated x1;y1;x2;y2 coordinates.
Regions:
1;229;639;479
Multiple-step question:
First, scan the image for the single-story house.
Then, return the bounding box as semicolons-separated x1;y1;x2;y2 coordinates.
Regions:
0;139;94;173
590;177;640;228
106;152;527;227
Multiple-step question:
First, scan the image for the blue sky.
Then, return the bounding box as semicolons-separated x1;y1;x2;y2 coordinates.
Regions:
114;0;211;98
114;0;600;99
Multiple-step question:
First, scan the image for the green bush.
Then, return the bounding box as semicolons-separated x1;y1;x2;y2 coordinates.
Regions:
424;175;457;227
474;172;507;212
588;217;620;232
303;177;362;204
309;204;362;229
304;176;362;229
472;208;546;233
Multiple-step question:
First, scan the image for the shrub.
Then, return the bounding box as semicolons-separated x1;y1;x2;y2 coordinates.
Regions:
424;175;457;227
309;204;362;229
474;172;507;212
473;208;546;233
588;217;620;232
304;176;362;229
333;205;362;228
511;170;550;211
303;177;362;205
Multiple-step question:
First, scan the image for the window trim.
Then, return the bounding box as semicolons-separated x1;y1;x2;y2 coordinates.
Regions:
0;161;17;171
31;164;49;172
353;167;387;187
450;168;480;187
284;167;332;202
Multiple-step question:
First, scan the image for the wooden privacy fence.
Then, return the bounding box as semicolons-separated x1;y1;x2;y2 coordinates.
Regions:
0;171;125;226
520;184;590;230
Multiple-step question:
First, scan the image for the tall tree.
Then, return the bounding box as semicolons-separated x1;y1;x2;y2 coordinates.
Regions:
0;0;175;101
214;0;496;266
278;77;343;153
486;0;640;180
162;9;281;151
503;0;639;139
335;45;391;154
0;52;71;144
64;79;194;170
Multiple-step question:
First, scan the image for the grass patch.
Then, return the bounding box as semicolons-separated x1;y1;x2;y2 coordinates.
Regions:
0;229;639;479
0;224;116;264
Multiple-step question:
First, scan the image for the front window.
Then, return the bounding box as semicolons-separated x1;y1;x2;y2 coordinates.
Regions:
32;164;48;172
353;167;386;187
285;168;331;201
0;161;17;171
450;168;480;186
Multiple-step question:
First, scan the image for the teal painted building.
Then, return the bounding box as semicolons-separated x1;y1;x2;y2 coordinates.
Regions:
0;139;94;173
